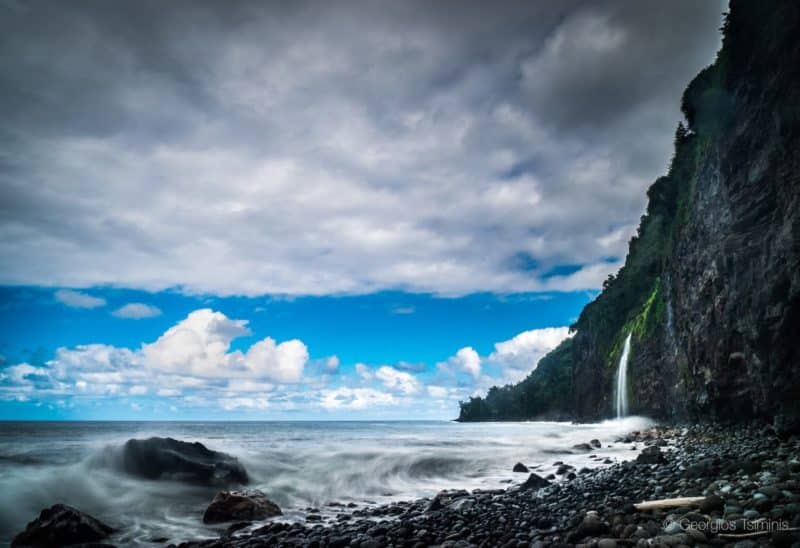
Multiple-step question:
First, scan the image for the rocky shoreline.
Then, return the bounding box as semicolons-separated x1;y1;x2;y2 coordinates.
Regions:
166;423;800;548
12;423;800;547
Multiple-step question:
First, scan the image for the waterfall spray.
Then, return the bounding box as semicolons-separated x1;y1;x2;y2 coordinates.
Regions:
615;333;632;418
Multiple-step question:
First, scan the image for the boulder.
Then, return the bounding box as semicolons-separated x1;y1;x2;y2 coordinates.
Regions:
512;462;529;473
572;443;593;452
636;445;666;464
520;472;550;490
118;437;248;485
203;490;282;524
12;504;113;547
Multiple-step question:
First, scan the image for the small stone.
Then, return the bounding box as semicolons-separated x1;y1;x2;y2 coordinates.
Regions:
513;462;529;473
597;539;617;548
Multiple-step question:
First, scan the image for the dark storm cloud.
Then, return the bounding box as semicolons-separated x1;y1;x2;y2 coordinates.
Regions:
0;0;724;295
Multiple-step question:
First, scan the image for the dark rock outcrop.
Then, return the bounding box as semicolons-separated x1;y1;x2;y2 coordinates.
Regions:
117;437;248;485
12;504;113;547
203;490;282;524
512;462;529;473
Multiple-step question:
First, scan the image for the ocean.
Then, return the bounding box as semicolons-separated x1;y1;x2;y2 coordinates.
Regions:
0;417;652;545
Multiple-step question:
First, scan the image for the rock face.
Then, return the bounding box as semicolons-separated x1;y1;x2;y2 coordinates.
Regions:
12;504;113;547
459;0;800;431
203;490;282;524
118;437;249;485
572;0;800;430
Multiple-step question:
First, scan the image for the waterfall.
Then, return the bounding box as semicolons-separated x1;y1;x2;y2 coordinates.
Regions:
615;333;632;418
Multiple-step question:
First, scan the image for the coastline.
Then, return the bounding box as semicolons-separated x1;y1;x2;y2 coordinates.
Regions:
169;423;800;548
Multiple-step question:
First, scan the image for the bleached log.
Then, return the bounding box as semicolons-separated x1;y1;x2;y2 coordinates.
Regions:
633;496;706;510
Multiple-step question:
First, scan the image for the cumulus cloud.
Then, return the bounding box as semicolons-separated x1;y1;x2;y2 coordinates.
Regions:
488;326;573;373
54;289;106;309
438;326;573;389
0;309;313;407
374;365;420;395
112;303;162;319
0;1;723;296
452;347;481;379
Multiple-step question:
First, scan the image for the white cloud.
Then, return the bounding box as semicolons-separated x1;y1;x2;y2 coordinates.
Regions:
488;326;572;373
355;363;373;380
54;289;106;309
135;308;309;382
319;387;394;410
244;337;308;382
453;347;481;379
0;309;311;409
324;356;340;373
375;365;420;395
219;397;270;410
112;303;162;319
427;385;449;398
436;326;572;391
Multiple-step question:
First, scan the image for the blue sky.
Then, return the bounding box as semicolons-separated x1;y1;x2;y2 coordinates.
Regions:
0;2;723;419
0;286;591;419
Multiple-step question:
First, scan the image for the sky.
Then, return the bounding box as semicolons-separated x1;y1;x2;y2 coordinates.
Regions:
0;0;724;419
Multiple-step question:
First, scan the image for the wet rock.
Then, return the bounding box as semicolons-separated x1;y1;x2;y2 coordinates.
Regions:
520;473;550;490
117;437;249;485
636;445;665;464
513;462;529;473
572;443;593;452
203;490;282;523
12;504;113;547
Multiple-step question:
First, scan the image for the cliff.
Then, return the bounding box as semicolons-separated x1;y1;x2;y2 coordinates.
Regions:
459;0;800;432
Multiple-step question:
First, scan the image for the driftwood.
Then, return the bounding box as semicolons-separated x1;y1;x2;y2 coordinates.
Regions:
633;496;706;510
718;527;800;539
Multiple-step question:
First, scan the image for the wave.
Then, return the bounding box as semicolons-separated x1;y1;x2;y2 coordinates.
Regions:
0;418;654;545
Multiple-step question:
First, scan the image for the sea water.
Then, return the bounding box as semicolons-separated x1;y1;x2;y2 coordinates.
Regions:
0;417;652;545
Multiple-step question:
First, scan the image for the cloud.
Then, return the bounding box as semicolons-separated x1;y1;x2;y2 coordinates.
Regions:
375;365;420;395
427;385;449;398
0;1;723;297
355;363;373;381
54;289;106;309
138;309;309;382
437;326;573;389
319;387;395;410
0;308;312;408
487;327;573;382
451;347;481;379
112;302;162;319
219;397;270;410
